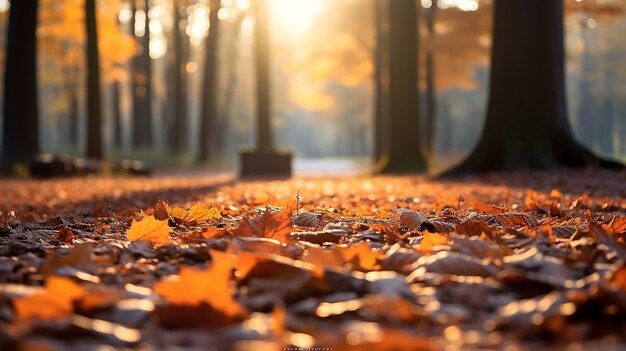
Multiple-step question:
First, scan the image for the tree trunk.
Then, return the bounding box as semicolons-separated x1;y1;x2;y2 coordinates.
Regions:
373;0;389;164
443;0;622;176
424;1;437;157
254;0;273;152
112;79;123;149
2;0;39;173
378;0;427;173
86;0;103;159
198;0;221;163
64;64;80;148
132;0;153;149
169;0;188;154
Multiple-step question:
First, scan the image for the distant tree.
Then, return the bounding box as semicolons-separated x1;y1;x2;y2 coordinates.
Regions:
378;0;427;173
373;0;389;163
131;0;153;149
444;0;622;175
85;0;103;159
1;0;39;173
168;0;190;154
198;0;221;163
422;0;437;157
253;0;273;152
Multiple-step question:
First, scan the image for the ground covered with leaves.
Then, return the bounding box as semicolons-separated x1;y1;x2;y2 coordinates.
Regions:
1;169;626;350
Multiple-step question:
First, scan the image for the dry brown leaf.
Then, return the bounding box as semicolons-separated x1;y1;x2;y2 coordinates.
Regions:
126;215;172;245
468;199;507;214
154;250;246;317
236;207;294;243
42;243;99;276
153;199;171;221
604;215;626;235
456;219;493;239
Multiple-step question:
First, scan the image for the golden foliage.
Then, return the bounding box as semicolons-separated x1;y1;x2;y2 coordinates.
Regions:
126;215;172;245
154;250;246;317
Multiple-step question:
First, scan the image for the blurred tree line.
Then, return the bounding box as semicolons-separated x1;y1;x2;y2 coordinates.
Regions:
0;0;624;174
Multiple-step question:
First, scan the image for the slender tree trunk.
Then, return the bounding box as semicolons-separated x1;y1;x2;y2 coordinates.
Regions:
86;0;103;159
379;0;427;173
64;64;80;148
579;25;594;149
169;0;188;154
112;79;123;149
444;0;621;176
424;1;437;157
254;0;273;152
373;0;389;164
132;0;153;149
218;12;245;157
198;0;221;163
2;0;39;173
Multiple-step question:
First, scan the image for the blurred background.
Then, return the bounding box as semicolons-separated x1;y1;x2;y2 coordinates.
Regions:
0;0;624;173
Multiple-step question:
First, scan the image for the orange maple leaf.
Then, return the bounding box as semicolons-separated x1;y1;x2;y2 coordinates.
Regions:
303;242;383;271
127;215;172;245
171;204;221;225
13;276;86;321
154;250;246;317
236;207;294;242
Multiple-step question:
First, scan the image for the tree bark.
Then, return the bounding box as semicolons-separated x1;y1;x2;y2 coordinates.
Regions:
443;0;622;176
169;0;188;154
2;0;39;173
198;0;221;163
424;1;437;157
132;0;153;149
373;0;389;164
86;0;103;159
112;79;123;149
254;0;273;152
378;0;427;173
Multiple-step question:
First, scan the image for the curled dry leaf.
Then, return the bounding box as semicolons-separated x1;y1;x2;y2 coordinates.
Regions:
468;199;507;214
456;219;493;239
42;243;99;276
13;276;86;321
236;206;294;243
397;209;427;230
126;215;172;245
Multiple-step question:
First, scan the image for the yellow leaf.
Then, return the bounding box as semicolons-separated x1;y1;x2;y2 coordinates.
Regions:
154;250;246;317
126;215;172;245
13;277;86;321
419;233;448;251
171;204;221;225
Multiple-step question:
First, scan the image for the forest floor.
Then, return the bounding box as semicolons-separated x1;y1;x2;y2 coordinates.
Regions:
1;168;625;350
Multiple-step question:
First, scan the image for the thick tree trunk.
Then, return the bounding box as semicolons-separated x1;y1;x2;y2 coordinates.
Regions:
132;0;153;149
378;0;427;173
443;0;622;176
254;0;273;152
2;0;39;173
86;0;103;159
198;0;221;163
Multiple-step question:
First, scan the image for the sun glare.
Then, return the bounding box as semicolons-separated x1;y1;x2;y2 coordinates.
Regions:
270;0;325;39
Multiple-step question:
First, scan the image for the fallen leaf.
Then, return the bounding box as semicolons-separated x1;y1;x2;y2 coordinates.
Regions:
154;250;246;317
237;207;294;242
419;233;448;251
171;204;221;225
456;219;493;239
468;200;507;214
13;276;86;320
42;243;99;276
126;215;172;245
153;200;171;221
